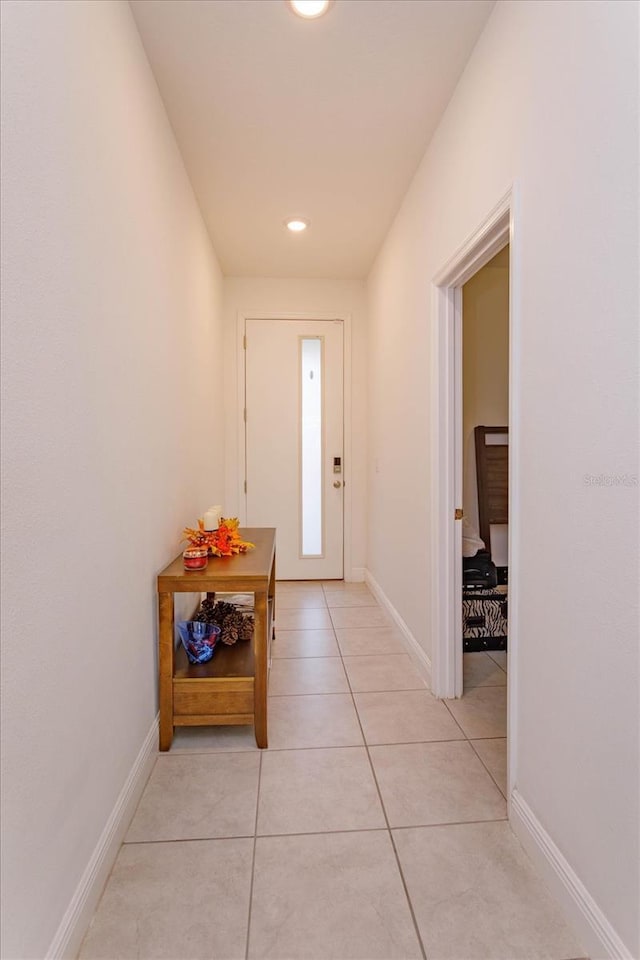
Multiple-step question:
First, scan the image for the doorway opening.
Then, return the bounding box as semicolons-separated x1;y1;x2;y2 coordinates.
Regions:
430;190;518;803
460;249;509;769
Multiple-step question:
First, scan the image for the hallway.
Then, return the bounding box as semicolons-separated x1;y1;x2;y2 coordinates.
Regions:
79;582;583;960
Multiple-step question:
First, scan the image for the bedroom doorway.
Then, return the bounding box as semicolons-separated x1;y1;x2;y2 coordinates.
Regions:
460;249;509;685
453;250;510;796
430;190;518;802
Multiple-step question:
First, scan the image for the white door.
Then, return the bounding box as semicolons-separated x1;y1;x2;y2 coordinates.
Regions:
244;318;344;580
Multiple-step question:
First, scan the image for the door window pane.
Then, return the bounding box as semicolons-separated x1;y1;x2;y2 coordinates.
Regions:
301;338;323;557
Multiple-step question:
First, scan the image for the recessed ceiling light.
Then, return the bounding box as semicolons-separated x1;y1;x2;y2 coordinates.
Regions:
287;0;333;20
285;218;309;233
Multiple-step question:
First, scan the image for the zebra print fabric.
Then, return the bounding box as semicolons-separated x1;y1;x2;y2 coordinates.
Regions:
463;590;508;640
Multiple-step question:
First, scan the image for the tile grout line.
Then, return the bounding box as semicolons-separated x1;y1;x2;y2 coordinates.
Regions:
124;834;256;846
458;680;507;687
485;649;508;674
163;732;506;760
269;682;424;698
163;732;507;759
256;810;506;836
333;606;429;960
119;814;511;848
244;749;263;960
441;697;473;742
467;734;508;800
441;691;508;801
273;651;408;659
274;653;404;662
275;627;333;632
278;604;380;610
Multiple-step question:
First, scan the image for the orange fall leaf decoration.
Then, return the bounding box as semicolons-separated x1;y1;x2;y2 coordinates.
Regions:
182;517;255;557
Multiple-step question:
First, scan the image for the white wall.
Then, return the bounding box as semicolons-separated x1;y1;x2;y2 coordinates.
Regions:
223;277;367;578
367;1;638;955
0;2;225;957
462;250;509;563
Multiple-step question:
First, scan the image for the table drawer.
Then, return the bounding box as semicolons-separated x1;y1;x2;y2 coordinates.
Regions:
173;678;254;717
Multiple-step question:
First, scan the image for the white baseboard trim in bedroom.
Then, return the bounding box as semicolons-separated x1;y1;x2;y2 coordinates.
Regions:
46;713;159;960
364;569;432;687
510;789;634;960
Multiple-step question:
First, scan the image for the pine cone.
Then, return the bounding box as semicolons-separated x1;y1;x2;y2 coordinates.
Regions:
222;625;239;645
192;599;254;646
195;597;217;623
220;609;245;645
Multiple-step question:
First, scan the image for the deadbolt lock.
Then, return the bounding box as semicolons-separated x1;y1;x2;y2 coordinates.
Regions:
455;508;464;520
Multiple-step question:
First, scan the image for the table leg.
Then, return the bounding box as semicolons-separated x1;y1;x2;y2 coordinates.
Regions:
254;589;268;748
158;591;175;751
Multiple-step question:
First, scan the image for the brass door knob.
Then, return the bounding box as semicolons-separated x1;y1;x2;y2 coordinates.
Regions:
333;480;342;488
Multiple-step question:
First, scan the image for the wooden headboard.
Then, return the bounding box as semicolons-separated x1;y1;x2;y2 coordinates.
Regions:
474;426;509;560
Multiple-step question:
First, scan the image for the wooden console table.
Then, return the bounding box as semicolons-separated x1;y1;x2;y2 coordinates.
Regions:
157;527;275;750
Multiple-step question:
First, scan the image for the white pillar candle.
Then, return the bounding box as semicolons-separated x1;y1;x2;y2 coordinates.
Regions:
203;506;222;530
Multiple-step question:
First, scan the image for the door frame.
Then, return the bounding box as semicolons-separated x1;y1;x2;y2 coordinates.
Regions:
430;187;520;802
236;312;354;580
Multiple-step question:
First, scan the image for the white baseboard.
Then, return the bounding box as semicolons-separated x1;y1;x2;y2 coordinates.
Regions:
364;569;432;687
46;714;159;959
346;567;365;583
510;789;634;960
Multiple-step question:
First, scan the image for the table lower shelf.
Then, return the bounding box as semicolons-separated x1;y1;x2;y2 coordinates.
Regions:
173;640;255;725
174;634;255;680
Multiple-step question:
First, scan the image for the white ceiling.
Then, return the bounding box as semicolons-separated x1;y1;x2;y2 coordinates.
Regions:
130;0;495;279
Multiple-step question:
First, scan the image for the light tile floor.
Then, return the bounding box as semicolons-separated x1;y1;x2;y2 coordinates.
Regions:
80;582;586;960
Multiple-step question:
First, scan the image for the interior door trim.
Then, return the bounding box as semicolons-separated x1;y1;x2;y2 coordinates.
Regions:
235;312;353;580
430;186;520;812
